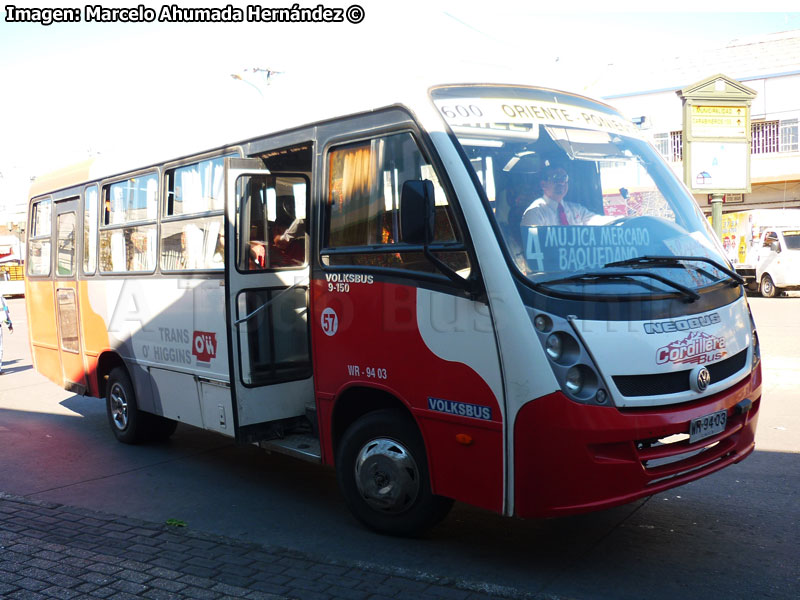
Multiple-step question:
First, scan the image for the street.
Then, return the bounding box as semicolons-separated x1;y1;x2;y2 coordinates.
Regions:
1;295;798;600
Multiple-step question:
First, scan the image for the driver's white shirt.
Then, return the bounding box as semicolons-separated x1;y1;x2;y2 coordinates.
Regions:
520;195;596;226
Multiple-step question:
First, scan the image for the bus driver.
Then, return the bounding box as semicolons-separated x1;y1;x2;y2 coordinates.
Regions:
520;166;598;227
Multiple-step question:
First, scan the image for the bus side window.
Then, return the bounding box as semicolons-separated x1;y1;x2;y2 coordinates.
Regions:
323;132;470;276
83;185;98;275
161;157;227;272
28;198;52;277
99;174;158;273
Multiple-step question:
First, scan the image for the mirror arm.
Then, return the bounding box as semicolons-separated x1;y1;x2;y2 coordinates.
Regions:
422;246;480;299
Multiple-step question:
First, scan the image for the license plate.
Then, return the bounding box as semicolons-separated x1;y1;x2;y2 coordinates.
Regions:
689;409;727;443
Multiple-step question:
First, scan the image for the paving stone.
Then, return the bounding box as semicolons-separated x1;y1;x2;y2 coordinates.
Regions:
0;582;20;595
142;589;185;600
0;493;528;600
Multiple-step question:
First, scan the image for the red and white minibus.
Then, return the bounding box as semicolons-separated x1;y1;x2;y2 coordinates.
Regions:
26;83;761;535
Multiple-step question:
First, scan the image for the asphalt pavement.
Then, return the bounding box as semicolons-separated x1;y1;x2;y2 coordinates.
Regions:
0;296;540;600
2;295;799;600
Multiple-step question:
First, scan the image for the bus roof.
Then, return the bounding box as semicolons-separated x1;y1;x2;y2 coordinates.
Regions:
28;159;97;199
27;76;619;201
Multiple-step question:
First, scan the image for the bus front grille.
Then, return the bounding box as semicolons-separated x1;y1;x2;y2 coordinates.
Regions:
612;349;748;397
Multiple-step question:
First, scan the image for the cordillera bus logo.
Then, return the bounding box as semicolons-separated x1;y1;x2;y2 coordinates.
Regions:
656;331;727;366
192;331;217;364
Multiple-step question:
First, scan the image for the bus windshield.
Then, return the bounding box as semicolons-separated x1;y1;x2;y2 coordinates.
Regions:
431;86;732;298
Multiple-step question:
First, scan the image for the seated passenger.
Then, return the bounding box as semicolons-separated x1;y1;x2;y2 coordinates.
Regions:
249;241;266;269
271;195;305;266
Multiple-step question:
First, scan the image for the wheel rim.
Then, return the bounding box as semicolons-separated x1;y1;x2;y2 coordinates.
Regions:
354;438;420;514
110;382;129;431
763;277;773;295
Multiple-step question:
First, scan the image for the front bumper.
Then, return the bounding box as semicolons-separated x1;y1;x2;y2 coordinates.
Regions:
513;366;761;518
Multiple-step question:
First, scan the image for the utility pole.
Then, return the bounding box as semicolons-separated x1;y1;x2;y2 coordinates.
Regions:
230;67;284;98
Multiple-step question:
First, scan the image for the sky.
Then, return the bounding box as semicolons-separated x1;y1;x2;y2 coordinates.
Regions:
1;1;799;223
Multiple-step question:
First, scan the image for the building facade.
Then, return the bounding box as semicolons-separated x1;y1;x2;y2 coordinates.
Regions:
600;30;800;215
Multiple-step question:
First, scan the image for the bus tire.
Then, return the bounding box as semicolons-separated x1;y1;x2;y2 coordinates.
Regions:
760;273;778;298
106;367;147;444
336;409;453;536
148;415;178;441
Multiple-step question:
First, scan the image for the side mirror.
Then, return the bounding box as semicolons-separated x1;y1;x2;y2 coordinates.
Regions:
399;180;435;245
770;241;780;253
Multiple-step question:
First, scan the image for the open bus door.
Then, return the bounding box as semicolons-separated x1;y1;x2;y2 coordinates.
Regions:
224;158;317;455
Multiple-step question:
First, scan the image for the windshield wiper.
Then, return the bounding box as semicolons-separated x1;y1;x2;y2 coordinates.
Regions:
603;255;745;286
540;270;700;302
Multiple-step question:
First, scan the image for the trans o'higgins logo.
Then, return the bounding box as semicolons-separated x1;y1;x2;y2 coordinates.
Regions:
656;331;726;366
192;331;217;364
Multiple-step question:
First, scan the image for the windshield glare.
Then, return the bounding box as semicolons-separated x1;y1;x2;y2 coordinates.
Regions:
432;87;729;297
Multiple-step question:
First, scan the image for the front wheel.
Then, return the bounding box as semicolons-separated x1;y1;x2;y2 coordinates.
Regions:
760;273;778;298
336;409;453;536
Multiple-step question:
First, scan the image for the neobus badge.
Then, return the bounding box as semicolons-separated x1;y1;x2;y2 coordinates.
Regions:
643;313;722;334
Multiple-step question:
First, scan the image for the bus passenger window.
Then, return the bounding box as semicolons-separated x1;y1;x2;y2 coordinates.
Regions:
99;174;158;273
83;185;98;274
28;198;52;276
161;157;228;272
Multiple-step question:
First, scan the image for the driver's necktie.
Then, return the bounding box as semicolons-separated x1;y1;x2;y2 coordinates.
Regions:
557;203;569;225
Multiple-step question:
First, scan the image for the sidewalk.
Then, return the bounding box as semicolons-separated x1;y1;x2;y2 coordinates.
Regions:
0;493;527;600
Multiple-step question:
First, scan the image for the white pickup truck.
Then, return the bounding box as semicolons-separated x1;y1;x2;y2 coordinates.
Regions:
749;228;800;297
0;268;24;298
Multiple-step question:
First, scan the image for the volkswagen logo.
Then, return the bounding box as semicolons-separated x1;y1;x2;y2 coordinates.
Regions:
690;366;712;392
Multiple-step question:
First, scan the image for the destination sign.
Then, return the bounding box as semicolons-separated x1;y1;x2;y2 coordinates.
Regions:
690;105;748;138
434;98;642;137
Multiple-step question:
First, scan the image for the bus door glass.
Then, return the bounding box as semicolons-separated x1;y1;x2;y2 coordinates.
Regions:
54;197;87;392
224;157;313;438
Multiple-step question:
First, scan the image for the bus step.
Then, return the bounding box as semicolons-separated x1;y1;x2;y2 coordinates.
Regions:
258;433;321;463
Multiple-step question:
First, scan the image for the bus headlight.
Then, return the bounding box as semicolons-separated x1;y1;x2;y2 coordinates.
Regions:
528;309;613;407
544;331;580;365
565;367;583;394
752;329;760;364
534;314;552;333
546;334;562;360
748;305;761;369
565;365;599;401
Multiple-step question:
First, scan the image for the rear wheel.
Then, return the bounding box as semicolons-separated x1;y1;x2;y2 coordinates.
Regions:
760;273;778;298
106;367;177;443
336;409;453;536
106;367;146;444
149;415;179;441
